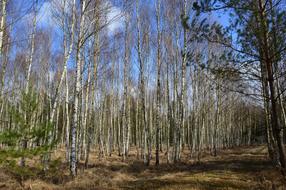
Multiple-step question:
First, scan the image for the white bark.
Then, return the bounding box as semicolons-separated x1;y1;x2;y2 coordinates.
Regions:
25;1;37;93
70;0;86;177
0;0;7;56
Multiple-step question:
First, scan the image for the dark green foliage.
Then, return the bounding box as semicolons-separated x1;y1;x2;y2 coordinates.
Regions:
0;87;55;169
193;2;201;11
181;14;190;30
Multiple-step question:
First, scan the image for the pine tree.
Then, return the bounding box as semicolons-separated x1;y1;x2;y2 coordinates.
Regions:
0;87;54;172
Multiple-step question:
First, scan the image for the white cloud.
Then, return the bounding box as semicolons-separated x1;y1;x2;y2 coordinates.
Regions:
106;4;125;33
23;1;56;29
103;1;125;34
37;1;56;28
39;2;51;21
48;70;56;82
25;1;124;34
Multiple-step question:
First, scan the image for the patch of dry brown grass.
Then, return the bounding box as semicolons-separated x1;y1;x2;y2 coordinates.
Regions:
0;146;285;190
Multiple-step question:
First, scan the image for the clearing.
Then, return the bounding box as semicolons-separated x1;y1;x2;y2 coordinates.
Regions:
0;146;285;190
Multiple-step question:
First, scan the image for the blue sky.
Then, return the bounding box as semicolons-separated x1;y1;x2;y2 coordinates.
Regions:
8;0;231;80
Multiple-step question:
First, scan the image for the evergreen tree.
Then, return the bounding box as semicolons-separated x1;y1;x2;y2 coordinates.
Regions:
189;0;286;174
0;87;54;170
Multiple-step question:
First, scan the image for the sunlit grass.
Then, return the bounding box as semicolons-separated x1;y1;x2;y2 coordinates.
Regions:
0;146;284;190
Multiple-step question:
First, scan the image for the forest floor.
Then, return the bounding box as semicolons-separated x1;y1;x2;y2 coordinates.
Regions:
0;145;285;190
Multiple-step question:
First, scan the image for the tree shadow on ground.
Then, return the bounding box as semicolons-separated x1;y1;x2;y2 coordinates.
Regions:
2;146;284;190
101;148;283;190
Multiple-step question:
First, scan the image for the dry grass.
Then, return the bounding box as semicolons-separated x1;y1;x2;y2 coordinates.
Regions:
0;146;285;190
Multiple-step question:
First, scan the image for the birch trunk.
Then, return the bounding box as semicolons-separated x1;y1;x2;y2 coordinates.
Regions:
136;0;149;166
155;0;161;166
25;0;37;94
70;0;86;177
50;0;76;124
0;0;7;56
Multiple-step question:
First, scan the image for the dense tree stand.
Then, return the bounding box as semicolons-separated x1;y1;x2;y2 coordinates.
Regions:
0;0;285;189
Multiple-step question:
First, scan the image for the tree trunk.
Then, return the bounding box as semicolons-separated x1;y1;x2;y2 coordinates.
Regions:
155;0;161;166
70;0;86;177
